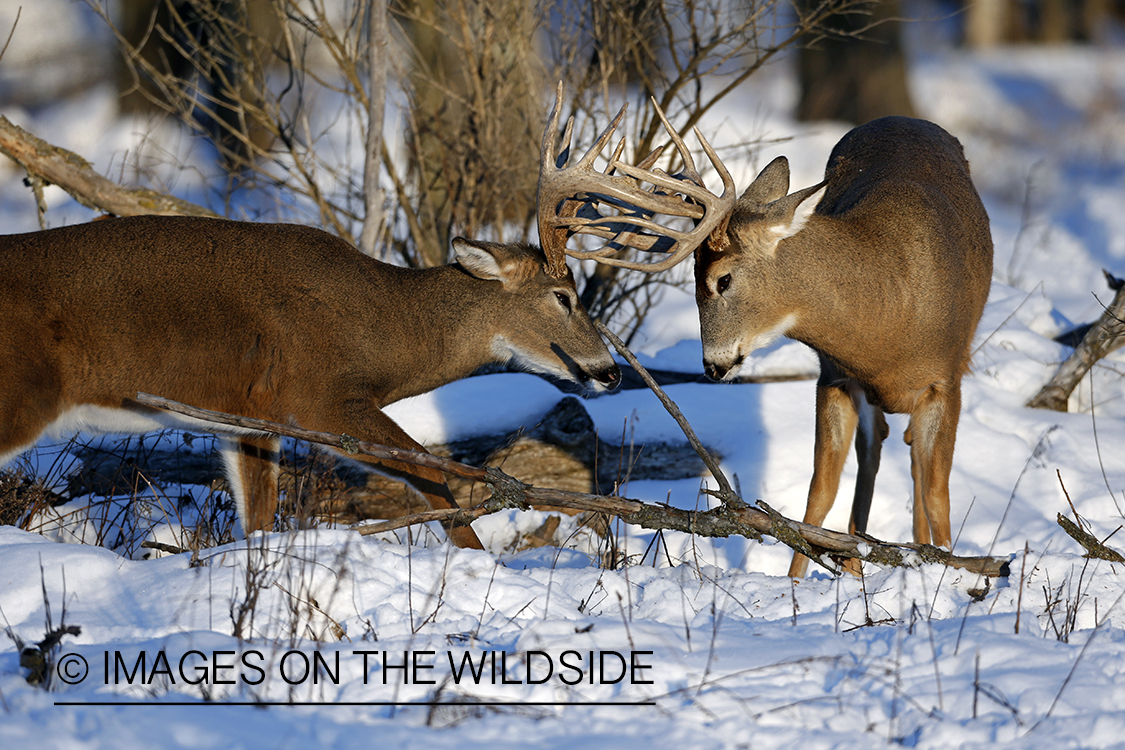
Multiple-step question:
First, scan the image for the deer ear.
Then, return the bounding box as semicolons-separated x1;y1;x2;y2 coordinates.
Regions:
766;183;826;244
737;156;791;209
452;238;506;281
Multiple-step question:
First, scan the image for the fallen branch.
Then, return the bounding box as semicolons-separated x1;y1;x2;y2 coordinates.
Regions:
134;393;1011;578
1028;271;1125;411
140;540;191;556
1056;513;1125;563
0;115;220;221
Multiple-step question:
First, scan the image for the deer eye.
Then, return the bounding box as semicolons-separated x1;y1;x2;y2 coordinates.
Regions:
554;291;572;313
717;274;732;294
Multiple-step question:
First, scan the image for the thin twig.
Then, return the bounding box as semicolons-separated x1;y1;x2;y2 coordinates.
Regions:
0;7;20;63
595;320;742;508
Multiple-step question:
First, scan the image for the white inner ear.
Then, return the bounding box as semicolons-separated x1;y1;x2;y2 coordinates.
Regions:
769;184;827;243
452;238;504;281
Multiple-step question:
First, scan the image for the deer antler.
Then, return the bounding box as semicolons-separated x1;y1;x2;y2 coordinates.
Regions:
537;82;736;276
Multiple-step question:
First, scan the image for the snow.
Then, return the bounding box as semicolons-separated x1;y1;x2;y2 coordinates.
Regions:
3;2;1125;748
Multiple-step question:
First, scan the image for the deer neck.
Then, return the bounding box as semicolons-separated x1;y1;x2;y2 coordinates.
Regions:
371;265;505;405
771;219;879;375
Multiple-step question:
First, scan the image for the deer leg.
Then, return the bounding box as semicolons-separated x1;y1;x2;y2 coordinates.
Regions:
835;387;888;576
297;402;484;550
849;387;888;536
219;435;282;536
905;382;959;548
788;381;858;578
0;361;61;468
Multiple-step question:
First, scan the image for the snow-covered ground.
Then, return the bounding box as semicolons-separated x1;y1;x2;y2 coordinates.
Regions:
3;2;1125;748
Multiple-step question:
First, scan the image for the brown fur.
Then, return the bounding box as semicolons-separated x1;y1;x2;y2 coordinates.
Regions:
0;216;620;546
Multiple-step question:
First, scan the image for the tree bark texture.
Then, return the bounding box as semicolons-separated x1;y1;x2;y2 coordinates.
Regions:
0;115;219;220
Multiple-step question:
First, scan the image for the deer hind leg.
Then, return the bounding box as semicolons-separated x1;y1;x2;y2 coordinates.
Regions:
905;383;960;549
219;435;282;536
298;402;484;550
788;381;859;578
839;386;888;576
849;387;888;536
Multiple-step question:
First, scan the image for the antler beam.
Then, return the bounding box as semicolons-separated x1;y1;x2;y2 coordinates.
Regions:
536;83;737;275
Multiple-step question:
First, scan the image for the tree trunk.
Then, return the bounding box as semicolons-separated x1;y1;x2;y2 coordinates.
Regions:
796;0;915;125
965;0;1010;48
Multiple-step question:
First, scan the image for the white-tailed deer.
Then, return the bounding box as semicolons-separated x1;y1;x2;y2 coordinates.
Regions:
0;104;646;544
547;107;993;576
692;118;992;576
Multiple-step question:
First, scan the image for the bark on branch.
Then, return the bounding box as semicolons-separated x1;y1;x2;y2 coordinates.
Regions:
1056;513;1125;563
133;393;1011;578
0;115;219;220
1028;272;1125;411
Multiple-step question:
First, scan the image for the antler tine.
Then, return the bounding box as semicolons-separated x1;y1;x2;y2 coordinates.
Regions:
650;96;703;186
541;81;565;166
538;83;633;277
635;143;666;172
538;82;580;277
538;83;736;275
689;124;737;251
579;104;629;169
558;114;575;168
609;137;627;169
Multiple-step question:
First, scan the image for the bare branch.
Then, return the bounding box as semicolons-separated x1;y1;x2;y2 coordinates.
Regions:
133;392;1010;578
359;0;389;256
0;115;219;219
1028;274;1125;411
595;321;740;507
1057;513;1125;563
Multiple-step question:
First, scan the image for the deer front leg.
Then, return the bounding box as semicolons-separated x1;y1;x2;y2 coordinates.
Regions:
788;381;858;578
905;382;960;549
220;435;282;535
299;402;485;550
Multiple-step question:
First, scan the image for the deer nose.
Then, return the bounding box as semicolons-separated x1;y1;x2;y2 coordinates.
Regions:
577;362;622;392
703;359;730;382
598;363;622;391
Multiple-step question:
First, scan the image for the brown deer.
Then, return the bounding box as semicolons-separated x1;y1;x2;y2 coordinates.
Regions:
0;98;669;544
693;118;992;576
544;107;993;576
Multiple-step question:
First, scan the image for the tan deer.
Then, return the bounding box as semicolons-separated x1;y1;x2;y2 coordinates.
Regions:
542;104;993;576
0;103;656;544
693;118;992;576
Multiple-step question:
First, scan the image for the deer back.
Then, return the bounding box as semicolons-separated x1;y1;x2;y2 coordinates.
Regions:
1;216;617;420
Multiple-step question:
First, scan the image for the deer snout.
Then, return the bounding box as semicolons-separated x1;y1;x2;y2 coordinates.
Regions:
703;355;742;382
585;362;622;392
